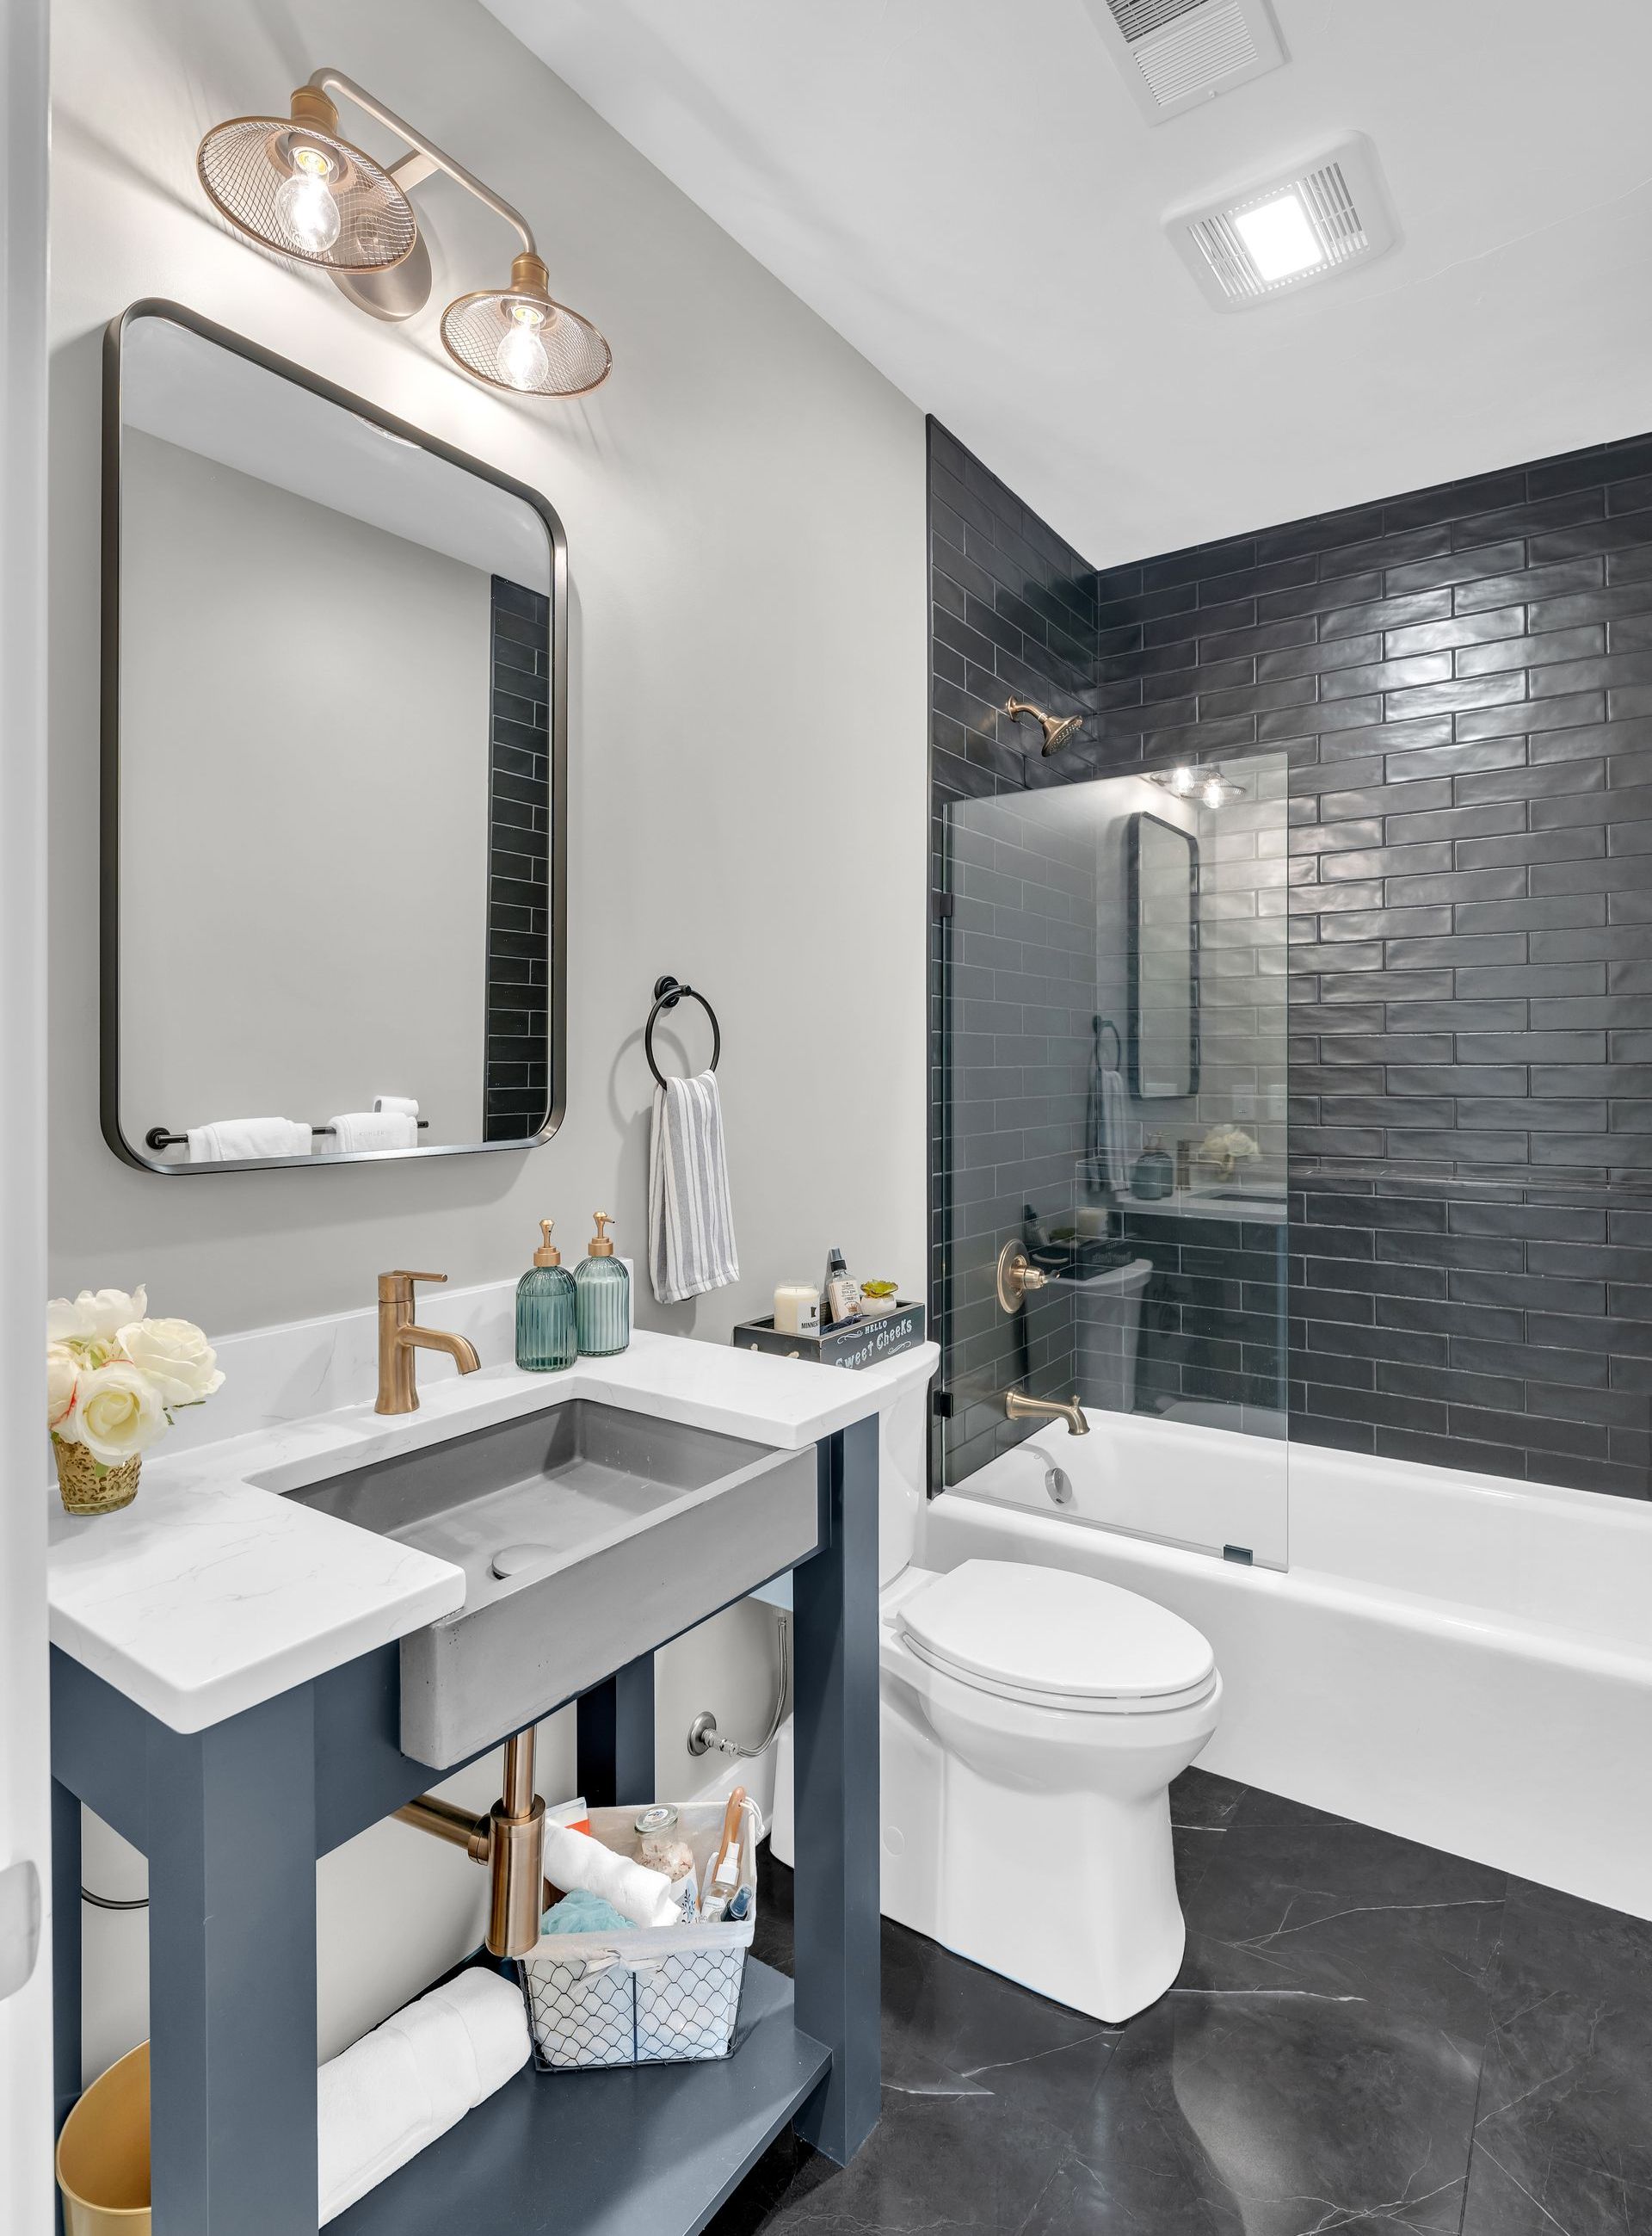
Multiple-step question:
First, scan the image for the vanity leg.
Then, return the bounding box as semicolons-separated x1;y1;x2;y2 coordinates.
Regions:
792;1414;880;2165
576;1652;656;1807
52;1779;82;2211
146;1686;317;2236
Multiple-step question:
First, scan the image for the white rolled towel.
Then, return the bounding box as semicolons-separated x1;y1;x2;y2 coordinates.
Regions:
327;1110;417;1152
186;1117;311;1163
539;1820;681;1928
372;1095;419;1118
317;1967;528;2226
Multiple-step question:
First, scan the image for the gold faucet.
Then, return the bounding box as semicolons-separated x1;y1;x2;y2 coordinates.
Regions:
1005;1389;1089;1437
375;1269;483;1414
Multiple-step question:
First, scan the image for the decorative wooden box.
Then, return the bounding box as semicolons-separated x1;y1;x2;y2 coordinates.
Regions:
732;1302;926;1371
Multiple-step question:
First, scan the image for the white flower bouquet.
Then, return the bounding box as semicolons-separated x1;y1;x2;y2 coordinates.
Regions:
1197;1125;1261;1182
47;1285;225;1515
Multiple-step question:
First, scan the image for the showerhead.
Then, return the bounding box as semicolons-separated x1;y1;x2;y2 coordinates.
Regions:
1005;698;1083;756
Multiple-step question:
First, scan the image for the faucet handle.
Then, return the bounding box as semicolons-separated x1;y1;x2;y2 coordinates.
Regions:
388;1269;448;1284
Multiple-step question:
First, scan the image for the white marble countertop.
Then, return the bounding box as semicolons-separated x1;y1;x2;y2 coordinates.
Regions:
47;1292;938;1736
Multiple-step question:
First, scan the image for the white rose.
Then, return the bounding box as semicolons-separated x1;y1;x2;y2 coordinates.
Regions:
47;1296;96;1347
116;1318;225;1410
78;1286;149;1343
74;1363;169;1467
46;1345;81;1436
49;1287;148;1349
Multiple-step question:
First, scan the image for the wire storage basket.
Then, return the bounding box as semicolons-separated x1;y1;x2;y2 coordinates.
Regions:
517;1802;760;2072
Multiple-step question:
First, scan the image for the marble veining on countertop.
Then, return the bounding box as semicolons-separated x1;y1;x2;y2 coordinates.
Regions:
47;1283;935;1737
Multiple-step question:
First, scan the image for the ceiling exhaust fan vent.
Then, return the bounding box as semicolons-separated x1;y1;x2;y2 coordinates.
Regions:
1086;0;1285;123
1168;134;1399;312
1105;0;1207;41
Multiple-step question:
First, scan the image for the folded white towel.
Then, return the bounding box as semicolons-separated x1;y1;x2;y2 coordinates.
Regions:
327;1110;417;1152
539;1820;681;1928
1102;1068;1129;1195
372;1095;419;1118
317;1967;528;2226
648;1071;740;1306
186;1117;311;1163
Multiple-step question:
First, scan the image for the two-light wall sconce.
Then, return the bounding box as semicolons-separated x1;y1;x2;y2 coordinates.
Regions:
196;68;612;398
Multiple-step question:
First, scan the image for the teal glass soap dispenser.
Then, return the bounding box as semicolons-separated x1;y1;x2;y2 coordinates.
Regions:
576;1211;631;1356
516;1220;578;1371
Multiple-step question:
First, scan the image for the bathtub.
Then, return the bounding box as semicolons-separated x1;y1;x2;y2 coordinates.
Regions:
929;1416;1652;1920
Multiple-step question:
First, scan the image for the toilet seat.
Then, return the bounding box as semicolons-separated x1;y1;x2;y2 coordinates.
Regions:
897;1559;1216;1716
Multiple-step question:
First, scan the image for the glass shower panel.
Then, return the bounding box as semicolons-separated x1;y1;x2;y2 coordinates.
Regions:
938;756;1290;1566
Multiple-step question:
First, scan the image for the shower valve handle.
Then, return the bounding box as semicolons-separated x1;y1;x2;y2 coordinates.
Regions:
996;1240;1048;1313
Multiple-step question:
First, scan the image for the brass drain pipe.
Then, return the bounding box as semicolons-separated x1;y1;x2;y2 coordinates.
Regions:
396;1726;546;1958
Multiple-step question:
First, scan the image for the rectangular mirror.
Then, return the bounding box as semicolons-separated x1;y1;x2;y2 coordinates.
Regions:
102;301;566;1172
1128;811;1199;1100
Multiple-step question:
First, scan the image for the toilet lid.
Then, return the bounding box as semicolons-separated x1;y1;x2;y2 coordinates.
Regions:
899;1560;1214;1704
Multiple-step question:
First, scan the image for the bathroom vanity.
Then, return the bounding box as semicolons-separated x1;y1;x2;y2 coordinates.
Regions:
48;1319;934;2234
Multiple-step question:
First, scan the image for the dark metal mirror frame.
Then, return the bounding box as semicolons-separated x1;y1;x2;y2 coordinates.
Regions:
101;300;569;1174
1125;809;1200;1101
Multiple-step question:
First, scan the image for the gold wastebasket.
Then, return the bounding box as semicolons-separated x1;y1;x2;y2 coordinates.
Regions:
56;2041;151;2233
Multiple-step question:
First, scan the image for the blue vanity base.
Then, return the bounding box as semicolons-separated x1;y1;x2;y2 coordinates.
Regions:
51;1417;880;2235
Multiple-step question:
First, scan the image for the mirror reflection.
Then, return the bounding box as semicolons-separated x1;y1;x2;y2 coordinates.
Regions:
1129;812;1199;1101
106;306;564;1171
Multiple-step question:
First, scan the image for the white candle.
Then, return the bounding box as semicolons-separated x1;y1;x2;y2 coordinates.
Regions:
774;1283;821;1337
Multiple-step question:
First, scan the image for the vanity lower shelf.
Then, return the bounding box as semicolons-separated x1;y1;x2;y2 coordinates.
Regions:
330;1960;829;2236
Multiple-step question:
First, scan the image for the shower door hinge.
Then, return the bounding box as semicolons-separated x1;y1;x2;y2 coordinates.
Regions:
932;1389;955;1419
931;891;954;920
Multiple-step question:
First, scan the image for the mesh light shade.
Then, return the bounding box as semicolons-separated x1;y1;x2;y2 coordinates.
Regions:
441;272;613;398
197;115;419;272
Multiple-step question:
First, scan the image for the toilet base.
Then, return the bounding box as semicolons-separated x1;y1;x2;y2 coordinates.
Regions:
771;1650;1221;2024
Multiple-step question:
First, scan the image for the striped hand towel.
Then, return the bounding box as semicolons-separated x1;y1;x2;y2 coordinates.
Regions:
648;1071;740;1305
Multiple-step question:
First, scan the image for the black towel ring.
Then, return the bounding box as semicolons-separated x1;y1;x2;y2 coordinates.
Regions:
645;974;722;1090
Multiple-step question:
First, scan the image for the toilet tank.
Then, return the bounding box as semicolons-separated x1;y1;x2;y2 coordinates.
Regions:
878;1367;931;1587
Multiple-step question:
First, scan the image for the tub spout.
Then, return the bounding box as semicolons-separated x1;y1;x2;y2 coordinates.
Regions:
1005;1389;1088;1436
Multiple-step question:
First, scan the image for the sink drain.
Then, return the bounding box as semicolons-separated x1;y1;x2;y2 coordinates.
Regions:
491;1543;555;1579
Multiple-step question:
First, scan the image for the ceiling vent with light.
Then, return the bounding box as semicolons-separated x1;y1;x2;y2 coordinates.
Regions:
1167;133;1399;311
1083;0;1286;124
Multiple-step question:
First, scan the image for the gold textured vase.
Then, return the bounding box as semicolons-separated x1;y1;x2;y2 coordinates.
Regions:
53;1438;141;1516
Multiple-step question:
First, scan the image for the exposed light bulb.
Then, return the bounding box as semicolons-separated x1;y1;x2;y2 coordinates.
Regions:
497;300;550;392
274;145;341;255
1202;776;1226;808
1170;765;1196;795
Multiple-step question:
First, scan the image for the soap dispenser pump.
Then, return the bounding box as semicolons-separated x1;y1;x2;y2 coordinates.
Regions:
516;1220;578;1372
576;1212;631;1357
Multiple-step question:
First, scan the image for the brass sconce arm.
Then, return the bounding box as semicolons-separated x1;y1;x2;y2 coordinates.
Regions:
305;68;539;260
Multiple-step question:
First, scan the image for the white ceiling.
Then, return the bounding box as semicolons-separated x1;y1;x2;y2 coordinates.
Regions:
483;0;1652;567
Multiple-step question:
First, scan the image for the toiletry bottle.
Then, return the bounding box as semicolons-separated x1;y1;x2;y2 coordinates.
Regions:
576;1212;631;1356
516;1220;577;1372
1132;1134;1174;1201
823;1245;861;1326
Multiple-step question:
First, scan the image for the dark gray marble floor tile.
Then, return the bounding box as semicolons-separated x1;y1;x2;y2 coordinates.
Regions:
1172;1766;1248;1828
1063;1990;1477;2236
1462;1875;1652;2236
748;1852;1120;2134
1171;1765;1248;1903
1184;1798;1507;2035
879;1912;1122;2132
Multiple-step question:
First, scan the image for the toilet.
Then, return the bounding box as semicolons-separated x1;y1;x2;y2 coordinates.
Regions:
772;1362;1223;2024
